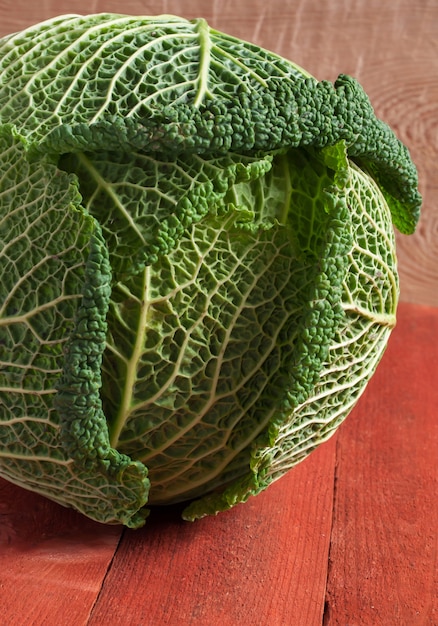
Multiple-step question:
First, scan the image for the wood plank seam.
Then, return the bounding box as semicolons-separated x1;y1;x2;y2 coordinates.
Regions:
322;436;341;626
86;529;127;624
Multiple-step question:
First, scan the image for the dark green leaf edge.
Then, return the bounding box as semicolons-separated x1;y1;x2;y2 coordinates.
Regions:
53;215;150;528
30;73;420;235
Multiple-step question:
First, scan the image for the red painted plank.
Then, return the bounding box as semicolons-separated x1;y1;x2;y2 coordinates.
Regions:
88;438;337;626
325;303;438;626
0;480;122;626
1;307;435;626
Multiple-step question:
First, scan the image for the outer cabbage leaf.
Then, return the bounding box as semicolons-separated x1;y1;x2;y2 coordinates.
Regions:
59;150;272;274
0;127;149;527
183;153;398;519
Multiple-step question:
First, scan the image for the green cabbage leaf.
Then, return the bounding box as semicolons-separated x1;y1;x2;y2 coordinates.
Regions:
0;15;420;527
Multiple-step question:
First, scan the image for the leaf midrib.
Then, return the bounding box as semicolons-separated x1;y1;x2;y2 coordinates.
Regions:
109;265;151;447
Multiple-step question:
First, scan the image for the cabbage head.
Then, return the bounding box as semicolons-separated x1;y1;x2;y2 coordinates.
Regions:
0;14;421;527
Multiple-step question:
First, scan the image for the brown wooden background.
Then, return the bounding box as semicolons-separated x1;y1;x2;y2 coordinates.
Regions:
0;2;437;625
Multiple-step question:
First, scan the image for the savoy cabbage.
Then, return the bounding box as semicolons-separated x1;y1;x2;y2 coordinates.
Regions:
0;14;421;527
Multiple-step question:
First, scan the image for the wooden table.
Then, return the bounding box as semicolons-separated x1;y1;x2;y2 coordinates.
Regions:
1;2;437;625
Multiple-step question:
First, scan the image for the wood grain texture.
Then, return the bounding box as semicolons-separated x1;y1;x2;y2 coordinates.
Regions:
0;0;435;304
0;479;122;626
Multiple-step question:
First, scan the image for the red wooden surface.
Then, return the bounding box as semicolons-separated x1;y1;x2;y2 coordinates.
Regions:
325;304;438;626
87;439;336;626
0;302;436;625
0;479;121;626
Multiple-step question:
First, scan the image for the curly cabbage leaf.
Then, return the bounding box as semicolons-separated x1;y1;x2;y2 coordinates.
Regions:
0;15;420;527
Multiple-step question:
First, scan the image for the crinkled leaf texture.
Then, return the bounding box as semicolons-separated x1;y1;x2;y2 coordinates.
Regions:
0;15;420;527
